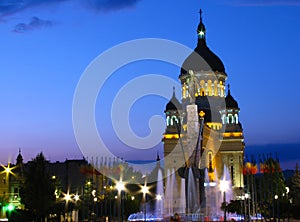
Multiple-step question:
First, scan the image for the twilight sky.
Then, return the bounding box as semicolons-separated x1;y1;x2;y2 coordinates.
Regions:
0;0;300;168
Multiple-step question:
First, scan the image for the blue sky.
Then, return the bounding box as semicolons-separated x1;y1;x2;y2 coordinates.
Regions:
0;0;300;168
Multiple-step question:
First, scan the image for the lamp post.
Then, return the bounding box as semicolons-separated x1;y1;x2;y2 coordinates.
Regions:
241;195;245;220
274;194;279;222
220;179;229;222
74;194;80;221
141;185;149;222
156;194;162;219
245;193;250;221
285;187;289;222
116;181;125;222
63;192;72;221
91;189;97;221
288;199;292;222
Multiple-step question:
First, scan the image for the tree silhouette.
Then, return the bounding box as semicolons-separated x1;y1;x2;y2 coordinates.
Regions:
289;164;300;219
20;152;55;221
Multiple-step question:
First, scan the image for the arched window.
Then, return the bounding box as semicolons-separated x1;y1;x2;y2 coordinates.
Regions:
171;116;178;126
207;80;212;96
214;80;218;96
200;89;205;96
235;114;239;124
200;80;205;96
222;114;226;124
228;114;233;124
166;116;170;126
220;81;224;97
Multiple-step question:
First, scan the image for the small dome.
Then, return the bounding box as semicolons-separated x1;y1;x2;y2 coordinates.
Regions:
225;86;239;109
165;87;182;111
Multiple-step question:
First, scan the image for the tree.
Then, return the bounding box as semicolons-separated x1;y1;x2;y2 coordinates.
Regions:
224;200;243;215
254;157;286;219
20;152;55;221
289;163;300;219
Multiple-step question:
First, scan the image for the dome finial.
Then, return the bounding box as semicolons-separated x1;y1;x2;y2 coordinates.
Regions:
197;9;206;40
200;9;203;22
172;86;176;97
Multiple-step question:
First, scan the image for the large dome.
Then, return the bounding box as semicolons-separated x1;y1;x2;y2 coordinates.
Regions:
180;12;226;78
180;39;226;76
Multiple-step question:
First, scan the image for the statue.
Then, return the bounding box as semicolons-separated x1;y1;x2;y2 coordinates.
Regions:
187;70;198;104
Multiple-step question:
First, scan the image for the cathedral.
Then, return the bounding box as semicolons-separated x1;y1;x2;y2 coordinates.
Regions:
163;11;245;214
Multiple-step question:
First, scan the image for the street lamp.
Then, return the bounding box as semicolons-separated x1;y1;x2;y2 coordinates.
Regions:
220;179;229;222
156;194;162;201
116;181;125;222
74;194;80;202
274;194;279;222
63;192;73;221
156;194;163;218
285;187;290;222
73;194;80;221
244;193;250;221
141;185;149;221
64;192;72;203
1;163;15;181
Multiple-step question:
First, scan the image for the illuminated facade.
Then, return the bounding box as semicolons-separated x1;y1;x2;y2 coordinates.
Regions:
163;11;245;211
0;151;24;218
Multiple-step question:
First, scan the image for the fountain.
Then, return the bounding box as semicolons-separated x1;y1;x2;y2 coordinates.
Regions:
179;178;186;214
155;169;164;218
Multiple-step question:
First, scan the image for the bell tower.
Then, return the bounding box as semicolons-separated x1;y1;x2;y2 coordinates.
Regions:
163;87;182;172
163;9;245;211
219;85;245;191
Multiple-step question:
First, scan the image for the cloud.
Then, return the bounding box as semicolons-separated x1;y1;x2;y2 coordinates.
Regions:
0;0;67;17
226;0;300;6
0;0;142;18
2;0;142;32
12;16;53;33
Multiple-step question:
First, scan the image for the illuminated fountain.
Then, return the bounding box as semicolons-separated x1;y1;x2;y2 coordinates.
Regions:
155;168;164;218
165;101;232;220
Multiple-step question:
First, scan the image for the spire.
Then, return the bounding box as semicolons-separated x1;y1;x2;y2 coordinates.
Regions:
200;9;203;23
172;86;176;97
16;148;23;165
156;151;160;161
197;9;206;40
227;84;231;95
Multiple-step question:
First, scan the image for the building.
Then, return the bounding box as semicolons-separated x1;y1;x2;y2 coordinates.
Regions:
0;150;24;218
163;10;245;214
0;151;106;221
